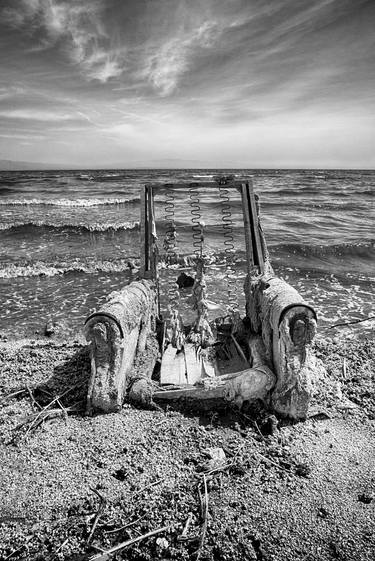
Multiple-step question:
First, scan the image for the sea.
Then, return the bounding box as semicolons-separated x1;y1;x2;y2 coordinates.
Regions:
0;169;373;341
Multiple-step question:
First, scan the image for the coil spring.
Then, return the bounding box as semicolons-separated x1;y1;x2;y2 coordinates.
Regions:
164;187;180;314
189;184;203;257
219;186;238;313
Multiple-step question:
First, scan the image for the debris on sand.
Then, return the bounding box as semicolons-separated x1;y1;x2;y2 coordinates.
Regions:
0;337;375;560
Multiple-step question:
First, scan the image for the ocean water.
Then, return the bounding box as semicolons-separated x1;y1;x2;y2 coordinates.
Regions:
0;169;373;340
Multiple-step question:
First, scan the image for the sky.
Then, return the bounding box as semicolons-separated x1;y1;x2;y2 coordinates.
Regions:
0;0;374;168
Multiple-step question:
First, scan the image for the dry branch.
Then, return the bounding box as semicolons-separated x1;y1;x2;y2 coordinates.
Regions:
330;316;375;328
87;489;107;544
89;525;170;561
196;474;209;560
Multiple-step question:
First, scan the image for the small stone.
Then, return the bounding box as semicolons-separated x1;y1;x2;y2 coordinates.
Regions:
156;537;169;550
198;447;226;472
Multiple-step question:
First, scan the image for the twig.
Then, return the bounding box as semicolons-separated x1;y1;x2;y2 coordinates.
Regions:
330;316;375;328
2;388;27;401
87;489;106;544
342;357;347;379
104;514;146;535
56;398;68;422
22;384;83;438
47;537;69;560
26;385;42;411
178;512;194;542
253;419;266;441
55;537;69;553
255;451;291;473
12;403;83;437
4;536;33;560
307;409;331;420
89;525;170;561
204;462;234;477
37;387;54;398
196;475;209;560
230;334;249;365
132;478;163;498
13;409;66;431
197;483;203;518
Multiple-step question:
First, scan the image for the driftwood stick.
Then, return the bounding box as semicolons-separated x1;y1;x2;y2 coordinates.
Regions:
23;384;82;438
89;525;170;561
330;316;375;328
56;398;69;422
131;478;163;498
342;357;347;379
230;334;249;365
26;386;42;411
204;463;234;477
178;512;194;542
2;388;27;401
4;536;33;560
53;537;69;557
255;451;291;473
37;387;54;398
196;475;209;560
87;489;107;544
104;514;146;535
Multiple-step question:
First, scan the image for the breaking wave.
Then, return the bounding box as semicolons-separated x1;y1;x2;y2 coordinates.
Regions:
0;250;249;279
0;221;140;234
0;259;139;279
0;196;139;207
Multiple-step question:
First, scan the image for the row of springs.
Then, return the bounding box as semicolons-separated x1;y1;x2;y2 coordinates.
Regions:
219;186;238;313
189;184;204;257
163;188;180;315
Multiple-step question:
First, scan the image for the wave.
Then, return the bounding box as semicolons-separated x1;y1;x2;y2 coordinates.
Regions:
0;259;138;279
0;196;139;207
0;220;140;234
270;240;375;260
0;250;248;279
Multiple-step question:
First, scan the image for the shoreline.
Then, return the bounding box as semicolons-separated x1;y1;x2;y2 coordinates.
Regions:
0;337;374;560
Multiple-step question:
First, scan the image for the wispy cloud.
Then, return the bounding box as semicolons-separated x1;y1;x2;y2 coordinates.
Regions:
1;0;374;167
0;109;80;121
140;21;222;96
1;0;125;83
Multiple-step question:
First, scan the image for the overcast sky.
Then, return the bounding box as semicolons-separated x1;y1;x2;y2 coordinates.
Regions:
0;0;374;168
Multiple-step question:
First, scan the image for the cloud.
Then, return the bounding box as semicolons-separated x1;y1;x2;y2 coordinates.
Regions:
80;48;125;83
0;133;45;140
141;20;223;96
0;109;79;121
1;0;125;83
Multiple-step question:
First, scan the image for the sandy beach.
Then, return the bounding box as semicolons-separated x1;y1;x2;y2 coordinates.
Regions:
0;334;374;561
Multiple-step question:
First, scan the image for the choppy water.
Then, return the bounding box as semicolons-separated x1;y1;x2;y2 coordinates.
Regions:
0;169;373;340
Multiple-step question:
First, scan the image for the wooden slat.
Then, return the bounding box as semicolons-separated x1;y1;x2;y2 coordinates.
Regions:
241;183;254;275
248;184;265;274
144;180;250;190
201;358;216;378
139;186;148;276
184;343;202;385
160;344;187;385
154;385;226;401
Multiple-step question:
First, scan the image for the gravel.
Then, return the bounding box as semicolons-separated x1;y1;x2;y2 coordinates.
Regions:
0;337;374;561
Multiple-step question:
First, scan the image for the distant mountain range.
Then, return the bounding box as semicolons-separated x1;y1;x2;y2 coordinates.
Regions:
0;158;241;171
0;159;64;171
